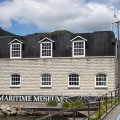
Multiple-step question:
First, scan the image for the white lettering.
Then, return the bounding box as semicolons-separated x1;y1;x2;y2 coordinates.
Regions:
28;96;32;102
0;95;4;101
0;95;63;102
8;96;13;101
43;96;47;102
33;96;40;102
56;96;62;102
4;96;8;101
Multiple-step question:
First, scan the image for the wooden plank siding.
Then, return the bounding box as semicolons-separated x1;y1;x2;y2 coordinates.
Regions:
0;31;116;58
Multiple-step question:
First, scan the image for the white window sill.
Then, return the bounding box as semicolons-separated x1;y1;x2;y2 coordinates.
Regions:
95;86;108;89
10;85;21;88
40;56;52;58
40;86;52;88
10;57;21;59
68;86;80;89
72;56;85;57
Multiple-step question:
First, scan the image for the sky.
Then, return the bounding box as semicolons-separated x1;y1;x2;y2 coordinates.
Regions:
0;0;120;36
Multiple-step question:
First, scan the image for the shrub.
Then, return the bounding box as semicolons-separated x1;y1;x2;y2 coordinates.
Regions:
47;100;57;107
71;100;83;108
62;100;83;108
90;108;106;120
96;108;106;119
62;101;71;108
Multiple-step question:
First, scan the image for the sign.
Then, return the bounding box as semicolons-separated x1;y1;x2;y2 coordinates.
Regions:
0;95;66;102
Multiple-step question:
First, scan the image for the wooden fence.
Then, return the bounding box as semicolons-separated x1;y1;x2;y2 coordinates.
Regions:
36;88;119;120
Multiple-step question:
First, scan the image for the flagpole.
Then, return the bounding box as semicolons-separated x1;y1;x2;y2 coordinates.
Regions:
114;21;120;104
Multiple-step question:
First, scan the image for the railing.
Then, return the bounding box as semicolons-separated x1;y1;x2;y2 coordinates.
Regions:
83;88;119;120
36;88;119;120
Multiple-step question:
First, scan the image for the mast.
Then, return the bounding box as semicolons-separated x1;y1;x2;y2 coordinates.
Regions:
114;21;120;103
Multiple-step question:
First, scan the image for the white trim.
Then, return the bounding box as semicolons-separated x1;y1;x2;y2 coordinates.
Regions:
40;74;52;88
70;35;87;42
68;73;80;88
10;74;21;88
40;42;53;58
95;73;108;88
10;43;22;59
72;40;85;57
8;38;23;44
38;37;54;43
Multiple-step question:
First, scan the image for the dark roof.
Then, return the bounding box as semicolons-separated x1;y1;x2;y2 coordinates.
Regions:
0;31;116;58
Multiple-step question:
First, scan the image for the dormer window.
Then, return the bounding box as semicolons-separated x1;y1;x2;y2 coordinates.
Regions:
38;37;54;58
70;36;87;57
8;39;23;59
41;42;52;57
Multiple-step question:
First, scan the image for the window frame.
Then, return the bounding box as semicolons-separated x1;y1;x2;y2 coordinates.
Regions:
40;73;52;88
95;73;108;88
68;73;80;88
10;43;22;59
72;40;85;57
10;74;21;88
40;42;53;58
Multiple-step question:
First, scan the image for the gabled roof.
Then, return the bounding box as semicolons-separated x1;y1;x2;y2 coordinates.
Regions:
38;37;54;43
8;38;23;44
70;35;87;42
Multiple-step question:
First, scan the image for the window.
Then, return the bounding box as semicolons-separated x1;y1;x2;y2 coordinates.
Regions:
68;74;80;88
10;74;21;87
41;74;52;87
40;42;52;57
72;41;85;57
38;37;54;58
95;74;107;88
10;43;22;58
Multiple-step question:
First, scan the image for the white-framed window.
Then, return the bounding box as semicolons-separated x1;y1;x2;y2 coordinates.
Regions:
40;42;52;58
10;43;22;58
68;74;80;88
72;41;85;57
10;74;21;87
95;74;107;88
41;74;52;87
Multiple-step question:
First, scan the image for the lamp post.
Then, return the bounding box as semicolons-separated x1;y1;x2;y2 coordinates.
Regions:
114;21;120;103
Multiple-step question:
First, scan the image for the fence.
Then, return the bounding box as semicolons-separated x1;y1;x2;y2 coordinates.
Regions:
36;88;119;120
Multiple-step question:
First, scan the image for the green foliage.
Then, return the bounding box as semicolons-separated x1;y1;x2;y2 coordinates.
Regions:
62;101;71;108
46;100;57;107
0;27;15;36
51;30;72;35
28;30;72;36
62;100;83;108
96;108;106;119
90;108;106;120
112;96;118;105
71;100;83;108
100;99;109;107
90;96;119;120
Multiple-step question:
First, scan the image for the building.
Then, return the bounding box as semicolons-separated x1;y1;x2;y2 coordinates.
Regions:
0;31;118;102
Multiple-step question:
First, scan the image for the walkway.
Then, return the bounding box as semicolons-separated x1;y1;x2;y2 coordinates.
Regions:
103;104;120;120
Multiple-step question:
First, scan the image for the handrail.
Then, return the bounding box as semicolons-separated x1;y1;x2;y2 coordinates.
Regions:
36;88;119;120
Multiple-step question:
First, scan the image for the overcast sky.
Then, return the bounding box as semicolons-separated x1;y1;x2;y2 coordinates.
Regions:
0;0;120;35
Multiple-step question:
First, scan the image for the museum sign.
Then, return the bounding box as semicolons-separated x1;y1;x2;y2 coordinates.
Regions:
0;95;66;102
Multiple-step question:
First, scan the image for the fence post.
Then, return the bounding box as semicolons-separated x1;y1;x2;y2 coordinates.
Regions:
88;103;90;120
115;90;116;104
111;92;113;108
98;100;101;119
73;109;75;120
105;94;107;114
